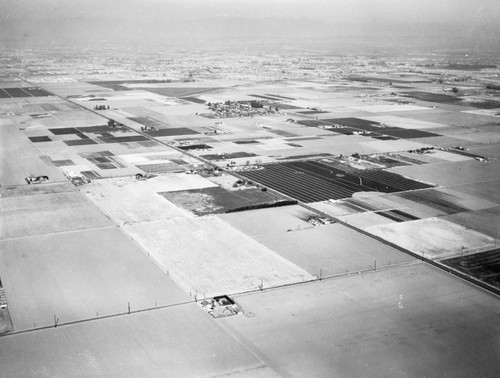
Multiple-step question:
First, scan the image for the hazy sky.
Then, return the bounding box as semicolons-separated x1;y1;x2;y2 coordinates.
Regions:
1;0;499;51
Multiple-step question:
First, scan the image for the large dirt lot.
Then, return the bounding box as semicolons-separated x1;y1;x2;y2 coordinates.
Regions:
366;217;496;259
82;175;197;225
0;227;189;330
389;159;500;186
0;190;114;239
222;264;500;378
0;124;67;186
125;216;314;297
0;303;275;377
218;205;317;237
255;223;416;276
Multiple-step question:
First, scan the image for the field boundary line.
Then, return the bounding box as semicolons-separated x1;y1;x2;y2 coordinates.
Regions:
0;225;118;242
0;299;195;339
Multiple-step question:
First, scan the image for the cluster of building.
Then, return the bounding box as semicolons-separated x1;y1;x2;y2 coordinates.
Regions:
204;100;279;118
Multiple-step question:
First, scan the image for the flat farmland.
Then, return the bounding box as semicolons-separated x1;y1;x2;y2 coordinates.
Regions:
0;125;66;186
451;179;500;204
218;205;317;238
310;199;368;217
125;216;313;297
83;176;194;225
160;186;284;215
362;114;449;129
392;109;498;128
118;150;200;167
467;143;500;160
239;160;432;203
0;303;274;378
336;211;398;229
441;206;500;238
256;223;415;276
348;103;431;113
394;188;477;215
221;264;500;378
239;163;361;202
0;181;76;198
366;218;496;259
0;227;189;330
441;249;500;288
389;159;500;186
0;191;113;239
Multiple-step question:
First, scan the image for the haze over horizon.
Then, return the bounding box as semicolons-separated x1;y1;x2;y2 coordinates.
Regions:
1;0;500;53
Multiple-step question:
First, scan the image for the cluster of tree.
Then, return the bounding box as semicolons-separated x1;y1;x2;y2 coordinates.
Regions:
250;100;263;108
226;200;298;214
107;119;123;128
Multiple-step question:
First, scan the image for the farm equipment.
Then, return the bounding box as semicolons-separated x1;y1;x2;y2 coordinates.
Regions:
25;175;49;184
66;172;91;186
135;173;156;180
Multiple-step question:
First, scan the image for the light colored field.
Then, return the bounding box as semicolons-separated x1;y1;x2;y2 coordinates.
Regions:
0;191;113;239
125;216;313;297
49;110;104;125
441;206;500;238
218;205;316;238
393;150;447;164
393;109;498;128
0;181;76;198
360;139;431;153
349;104;431;112
424;149;472;162
451;179;500;204
0;303;273;378
222;264;500;378
34;138;167;159
256;223;415;276
337;211;396;228
433;187;498;210
258;138;430;160
467;143;500;160
0;118;13;126
362;114;449;129
347;188;497;220
389;159;500;186
0;227;190;330
309;199;367;217
252;138;298;151
462;109;500;117
442;130;500;144
0;124;66;186
83;176;194;225
366;217;496;259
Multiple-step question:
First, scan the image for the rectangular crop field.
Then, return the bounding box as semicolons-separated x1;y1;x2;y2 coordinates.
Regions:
0;227;189;330
366;218;496;259
222;264;500;378
84;176;194;225
125;216;313;297
0;303;270;377
441;249;500;288
239;160;432;203
0;191;113;239
256;223;415;276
